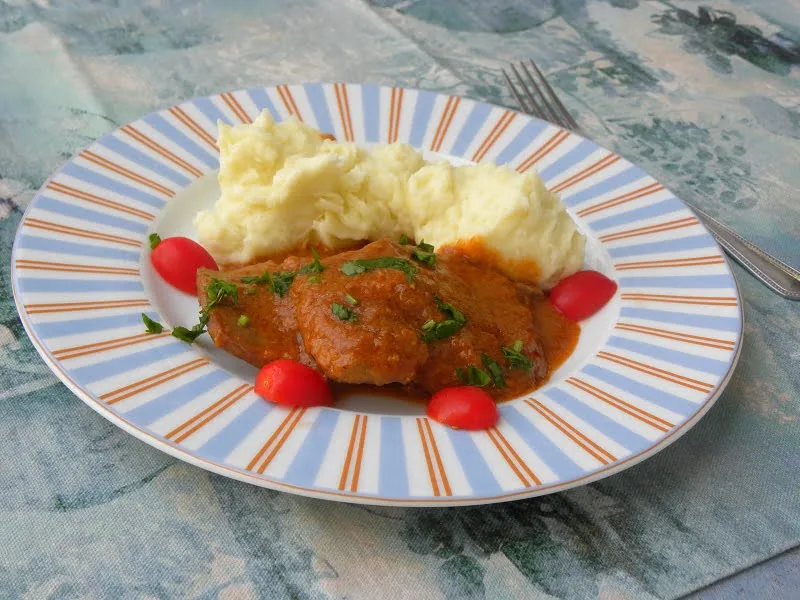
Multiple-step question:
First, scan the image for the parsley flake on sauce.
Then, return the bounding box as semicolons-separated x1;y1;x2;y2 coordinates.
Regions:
332;302;357;322
148;233;161;250
298;247;325;275
421;297;467;343
456;366;491;387
340;257;418;283
502;340;534;373
240;271;295;298
481;353;507;388
237;315;250;327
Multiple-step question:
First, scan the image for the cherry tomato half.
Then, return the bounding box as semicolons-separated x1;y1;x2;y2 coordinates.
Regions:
150;236;218;295
427;386;499;430
548;270;617;321
255;360;333;407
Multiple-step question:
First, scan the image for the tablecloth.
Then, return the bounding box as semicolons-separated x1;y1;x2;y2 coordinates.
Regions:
1;1;798;598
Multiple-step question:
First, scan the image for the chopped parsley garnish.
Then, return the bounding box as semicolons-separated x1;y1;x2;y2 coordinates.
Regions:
456;366;491;387
154;278;239;344
308;274;321;284
171;324;206;343
502;340;534;372
481;353;506;388
332;302;357;322
422;296;467;343
240;271;295;298
340;257;418;283
345;294;359;306
237;315;250;327
245;288;258;295
205;278;239;310
148;233;161;250
399;234;411;245
141;313;164;334
298;247;325;275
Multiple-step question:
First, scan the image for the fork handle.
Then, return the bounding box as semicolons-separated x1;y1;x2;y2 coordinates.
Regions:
691;206;800;300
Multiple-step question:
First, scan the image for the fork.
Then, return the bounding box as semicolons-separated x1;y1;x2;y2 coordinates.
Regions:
504;60;800;300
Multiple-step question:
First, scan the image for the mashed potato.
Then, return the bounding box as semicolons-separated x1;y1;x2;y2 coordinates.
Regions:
194;111;584;287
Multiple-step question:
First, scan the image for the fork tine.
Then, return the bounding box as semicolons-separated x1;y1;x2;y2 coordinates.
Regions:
502;68;531;115
509;63;546;119
528;60;579;131
519;61;563;126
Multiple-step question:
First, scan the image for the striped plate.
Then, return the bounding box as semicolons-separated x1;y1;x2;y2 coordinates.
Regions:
11;84;742;506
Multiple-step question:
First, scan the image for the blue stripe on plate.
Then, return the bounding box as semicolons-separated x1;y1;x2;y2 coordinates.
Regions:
98;135;191;187
619;307;741;332
284;409;340;487
36;311;159;339
194;97;231;126
379;416;408;497
141;114;219;168
501;406;585;480
494;119;549;166
18;235;140;262
544;388;651;450
408;91;436;148
450;102;491;158
581;364;698;415
562;165;647;207
445;429;502;495
609;234;716;258
72;342;190;386
123;370;230;425
246;87;281;119
607;336;730;375
198;398;273;462
619;275;735;289
361;84;380;142
60;163;166;209
539;139;596;183
588;198;684;231
35;196;148;234
303;84;334;134
18;278;144;293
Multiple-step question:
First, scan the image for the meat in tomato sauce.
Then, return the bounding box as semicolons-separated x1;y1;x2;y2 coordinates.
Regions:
197;239;579;401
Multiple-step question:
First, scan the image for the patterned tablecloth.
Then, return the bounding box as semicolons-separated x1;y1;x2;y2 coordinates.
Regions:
1;1;799;598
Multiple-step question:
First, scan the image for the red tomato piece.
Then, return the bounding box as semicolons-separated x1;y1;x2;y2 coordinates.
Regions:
150;236;218;295
548;270;617;321
255;360;333;407
427;386;499;430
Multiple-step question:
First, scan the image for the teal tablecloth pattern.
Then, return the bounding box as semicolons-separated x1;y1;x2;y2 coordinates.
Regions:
1;1;799;598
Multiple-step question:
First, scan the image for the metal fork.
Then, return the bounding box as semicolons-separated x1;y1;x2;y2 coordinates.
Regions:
504;60;800;300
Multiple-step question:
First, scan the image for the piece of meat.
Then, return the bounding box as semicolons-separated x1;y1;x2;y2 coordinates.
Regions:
198;239;549;399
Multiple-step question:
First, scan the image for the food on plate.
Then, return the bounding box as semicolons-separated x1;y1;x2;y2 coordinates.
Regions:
194;112;584;288
548;270;618;321
194;239;579;401
427;386;499;430
255;360;333;407
149;235;218;294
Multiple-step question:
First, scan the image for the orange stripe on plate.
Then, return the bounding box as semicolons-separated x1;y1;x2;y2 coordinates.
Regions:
256;407;306;474
597;351;714;392
350;415;368;492
246;407;299;471
615;257;725;271
389;87;404;143
423;418;452;496
620;293;738;306
550;153;621;194
525;399;616;464
516;130;570;173
120;125;203;177
220;92;252;124
15;260;139;275
339;84;354;141
24;299;149;315
339;415;361;490
47;181;156;220
53;332;168;361
493;427;541;485
277;85;303;122
614;323;736;350
576;182;663;217
168;106;218;150
416;417;440;496
81;150;175;197
24;218;142;247
431;96;460;152
567;377;673;431
472;111;516;163
599;217;698;242
101;359;209;405
168;384;253;443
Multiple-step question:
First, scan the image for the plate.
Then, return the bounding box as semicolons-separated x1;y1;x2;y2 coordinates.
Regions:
11;83;742;506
